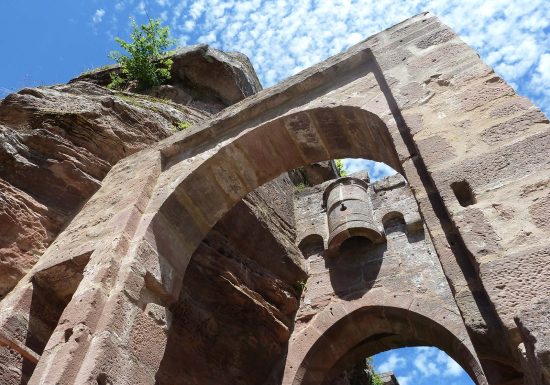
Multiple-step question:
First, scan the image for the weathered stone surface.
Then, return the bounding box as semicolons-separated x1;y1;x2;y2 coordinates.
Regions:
288;161;339;186
415;135;456;165
529;193;550;232
72;44;262;113
158;245;297;385
0;82;208;298
515;298;550;385
154;173;305;385
481;109;548;145
481;246;550;329
434;130;549;194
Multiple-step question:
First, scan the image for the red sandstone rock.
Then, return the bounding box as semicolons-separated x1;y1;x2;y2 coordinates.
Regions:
0;83;208;298
0;44;263;299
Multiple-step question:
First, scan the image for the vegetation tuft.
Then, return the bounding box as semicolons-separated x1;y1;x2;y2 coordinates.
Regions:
173;120;192;132
295;182;306;192
335;159;347;177
294;280;307;294
108;18;175;90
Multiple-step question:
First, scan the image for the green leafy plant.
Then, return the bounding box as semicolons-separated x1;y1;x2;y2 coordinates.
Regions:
294;280;307;294
109;17;175;90
335;159;347;177
108;73;126;90
365;357;383;385
295;182;306;192
370;373;384;385
178;120;191;130
173;120;192;132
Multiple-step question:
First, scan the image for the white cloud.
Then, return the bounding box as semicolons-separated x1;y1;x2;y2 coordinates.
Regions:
397;374;413;385
373;347;472;385
136;1;147;15
343;159;397;181
378;352;407;373
411;347;465;378
536;53;550;80
92;9;106;24
158;0;548;116
436;350;463;377
414;349;441;376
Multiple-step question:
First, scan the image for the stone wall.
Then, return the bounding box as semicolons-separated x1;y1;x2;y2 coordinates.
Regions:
156;173;305;385
286;173;482;384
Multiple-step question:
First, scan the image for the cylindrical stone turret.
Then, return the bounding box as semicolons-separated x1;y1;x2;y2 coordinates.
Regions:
322;174;384;251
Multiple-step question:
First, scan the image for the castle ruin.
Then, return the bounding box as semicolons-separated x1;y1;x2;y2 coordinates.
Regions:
0;12;549;385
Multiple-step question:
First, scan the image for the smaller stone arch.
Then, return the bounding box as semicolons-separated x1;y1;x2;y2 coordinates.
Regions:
284;301;486;385
382;211;406;234
298;234;325;257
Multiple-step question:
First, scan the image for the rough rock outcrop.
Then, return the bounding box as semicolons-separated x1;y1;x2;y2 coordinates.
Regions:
0;45;261;298
0;83;204;297
72;44;262;113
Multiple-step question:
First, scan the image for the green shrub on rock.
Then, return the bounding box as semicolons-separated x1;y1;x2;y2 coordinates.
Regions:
335;159;347;177
109;18;175;90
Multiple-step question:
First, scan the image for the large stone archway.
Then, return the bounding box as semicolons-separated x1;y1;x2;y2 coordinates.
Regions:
0;12;548;385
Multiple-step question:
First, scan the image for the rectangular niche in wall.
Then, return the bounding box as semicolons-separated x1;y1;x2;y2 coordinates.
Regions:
451;180;476;207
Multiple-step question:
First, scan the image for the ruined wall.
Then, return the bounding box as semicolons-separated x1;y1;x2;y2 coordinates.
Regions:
287;173;481;384
0;11;548;385
0;46;271;383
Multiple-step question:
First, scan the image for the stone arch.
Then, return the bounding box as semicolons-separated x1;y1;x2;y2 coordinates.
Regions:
382;211;406;233
147;104;484;384
2;14;543;383
147;105;403;275
140;104;409;384
298;234;325;257
285;303;485;385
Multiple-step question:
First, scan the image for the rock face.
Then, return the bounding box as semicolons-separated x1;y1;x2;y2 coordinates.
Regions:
0;83;206;298
0;44;307;385
157;175;304;385
72;44;262;113
0;45;260;299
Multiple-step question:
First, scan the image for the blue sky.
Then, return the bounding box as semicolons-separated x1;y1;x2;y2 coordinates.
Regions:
0;2;546;381
1;1;548;112
373;347;475;385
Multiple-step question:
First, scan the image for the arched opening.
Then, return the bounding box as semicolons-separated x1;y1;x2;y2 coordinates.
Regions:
299;234;325;257
288;306;484;385
339;235;373;253
153;106;411;384
382;212;406;234
341;159;397;181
